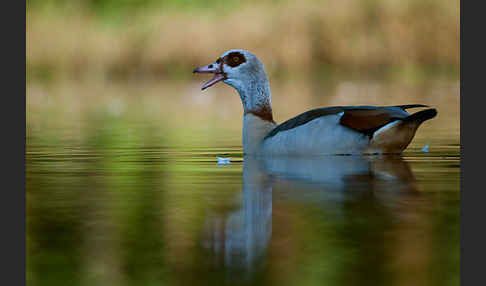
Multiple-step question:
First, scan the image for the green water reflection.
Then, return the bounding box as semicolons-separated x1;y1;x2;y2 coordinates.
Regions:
27;141;459;286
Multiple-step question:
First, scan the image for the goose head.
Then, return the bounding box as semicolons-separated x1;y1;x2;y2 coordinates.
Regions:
193;49;268;92
193;49;272;118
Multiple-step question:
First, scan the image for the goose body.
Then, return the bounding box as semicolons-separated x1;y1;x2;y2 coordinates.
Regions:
194;49;437;156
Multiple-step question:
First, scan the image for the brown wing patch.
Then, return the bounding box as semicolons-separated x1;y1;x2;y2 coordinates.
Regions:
339;109;403;136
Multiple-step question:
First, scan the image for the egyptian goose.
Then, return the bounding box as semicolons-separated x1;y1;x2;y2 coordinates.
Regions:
193;49;437;156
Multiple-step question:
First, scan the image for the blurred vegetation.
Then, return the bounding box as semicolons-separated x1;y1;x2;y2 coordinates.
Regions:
26;0;460;150
27;0;459;84
27;0;241;17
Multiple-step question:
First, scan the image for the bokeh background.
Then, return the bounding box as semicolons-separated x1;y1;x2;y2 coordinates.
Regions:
27;0;459;148
27;1;460;286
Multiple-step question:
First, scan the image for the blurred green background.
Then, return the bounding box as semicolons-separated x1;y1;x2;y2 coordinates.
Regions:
26;1;460;286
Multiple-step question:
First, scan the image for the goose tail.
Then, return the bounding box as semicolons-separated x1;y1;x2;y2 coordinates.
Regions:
367;108;437;153
403;108;438;124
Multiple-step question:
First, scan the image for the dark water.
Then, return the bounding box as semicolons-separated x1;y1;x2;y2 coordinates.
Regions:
26;143;460;286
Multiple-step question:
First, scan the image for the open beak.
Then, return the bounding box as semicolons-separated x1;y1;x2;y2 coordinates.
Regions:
193;62;226;90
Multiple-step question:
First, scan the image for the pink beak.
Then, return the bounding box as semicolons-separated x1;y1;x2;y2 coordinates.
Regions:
193;62;226;90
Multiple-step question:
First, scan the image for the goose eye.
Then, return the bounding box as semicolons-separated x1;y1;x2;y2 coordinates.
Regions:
224;52;246;67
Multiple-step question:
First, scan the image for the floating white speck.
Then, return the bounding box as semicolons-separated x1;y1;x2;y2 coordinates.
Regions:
421;144;429;152
216;156;231;164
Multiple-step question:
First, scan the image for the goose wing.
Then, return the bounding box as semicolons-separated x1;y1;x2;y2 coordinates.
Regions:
264;105;428;139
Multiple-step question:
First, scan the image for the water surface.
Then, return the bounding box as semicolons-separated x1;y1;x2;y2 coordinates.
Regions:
27;79;460;286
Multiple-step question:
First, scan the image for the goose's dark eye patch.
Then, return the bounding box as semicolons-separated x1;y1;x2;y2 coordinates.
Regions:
216;58;222;64
224;52;246;67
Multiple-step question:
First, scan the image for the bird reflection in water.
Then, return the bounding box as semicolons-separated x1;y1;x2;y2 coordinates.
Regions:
202;155;418;274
